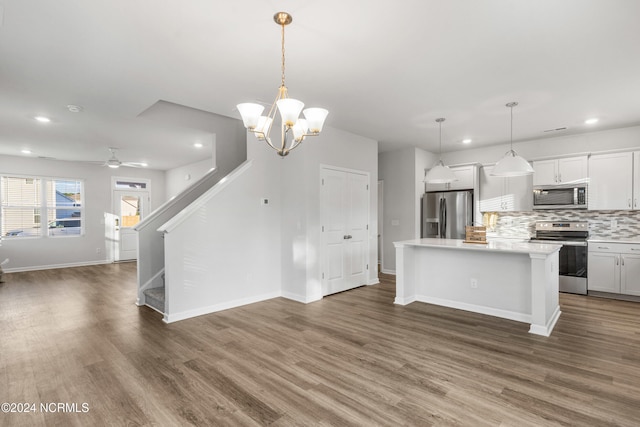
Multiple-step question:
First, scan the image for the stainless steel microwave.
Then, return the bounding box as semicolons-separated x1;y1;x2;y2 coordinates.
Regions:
533;185;587;209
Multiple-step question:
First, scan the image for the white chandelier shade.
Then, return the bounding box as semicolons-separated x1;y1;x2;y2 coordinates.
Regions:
425;160;457;183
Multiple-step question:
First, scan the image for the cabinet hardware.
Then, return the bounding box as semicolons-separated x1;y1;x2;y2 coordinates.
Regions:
558;173;562;182
554;174;558;183
629;199;632;208
616;256;619;265
631;248;640;251
598;246;610;249
343;235;352;240
622;258;625;266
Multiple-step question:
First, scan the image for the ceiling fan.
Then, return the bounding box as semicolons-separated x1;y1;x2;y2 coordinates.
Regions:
99;148;147;169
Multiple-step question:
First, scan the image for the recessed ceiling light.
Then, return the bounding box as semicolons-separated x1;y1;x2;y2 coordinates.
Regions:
462;139;472;144
194;142;203;148
34;116;51;123
585;118;599;125
21;149;32;154
67;104;83;113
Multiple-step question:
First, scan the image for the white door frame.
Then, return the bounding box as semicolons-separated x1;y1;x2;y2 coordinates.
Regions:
111;177;151;262
320;164;371;296
378;179;384;274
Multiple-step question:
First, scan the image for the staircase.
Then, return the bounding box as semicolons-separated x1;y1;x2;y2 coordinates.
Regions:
143;286;165;313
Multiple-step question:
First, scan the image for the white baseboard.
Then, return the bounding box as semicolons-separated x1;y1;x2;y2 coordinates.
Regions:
282;291;322;304
367;278;380;285
416;295;532;324
3;259;112;273
163;290;282;323
394;295;416;305
529;306;561;337
381;269;396;275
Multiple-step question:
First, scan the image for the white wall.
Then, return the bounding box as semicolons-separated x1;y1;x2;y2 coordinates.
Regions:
443;125;640;166
0;155;165;271
165;157;215;199
378;147;437;273
277;126;379;302
162;154;283;322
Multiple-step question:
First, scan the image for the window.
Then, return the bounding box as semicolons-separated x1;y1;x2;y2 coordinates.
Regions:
115;180;147;189
1;175;84;238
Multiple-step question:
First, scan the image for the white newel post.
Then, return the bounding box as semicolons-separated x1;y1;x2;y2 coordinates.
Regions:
528;251;561;336
394;243;416;305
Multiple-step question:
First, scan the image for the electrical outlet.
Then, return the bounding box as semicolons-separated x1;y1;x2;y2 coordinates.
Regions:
470;278;478;289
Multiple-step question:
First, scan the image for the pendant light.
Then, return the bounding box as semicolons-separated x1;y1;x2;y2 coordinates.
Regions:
491;102;534;177
424;118;457;184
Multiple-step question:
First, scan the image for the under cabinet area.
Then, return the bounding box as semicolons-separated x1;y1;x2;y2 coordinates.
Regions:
588;242;640;296
533;156;588;186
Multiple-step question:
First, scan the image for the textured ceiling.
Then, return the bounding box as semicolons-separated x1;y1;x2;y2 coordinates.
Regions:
0;0;639;170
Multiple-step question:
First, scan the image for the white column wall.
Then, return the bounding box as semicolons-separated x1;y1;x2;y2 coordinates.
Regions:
163;153;282;322
278;126;379;302
378;147;437;273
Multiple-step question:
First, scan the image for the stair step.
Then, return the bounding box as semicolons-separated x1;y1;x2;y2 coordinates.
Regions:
143;286;165;313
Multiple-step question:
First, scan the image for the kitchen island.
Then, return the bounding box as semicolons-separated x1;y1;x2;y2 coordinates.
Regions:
394;238;562;336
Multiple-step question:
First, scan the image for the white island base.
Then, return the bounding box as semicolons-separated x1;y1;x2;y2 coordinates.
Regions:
394;238;562;336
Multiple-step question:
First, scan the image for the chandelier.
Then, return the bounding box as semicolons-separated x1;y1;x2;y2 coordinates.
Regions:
237;12;329;157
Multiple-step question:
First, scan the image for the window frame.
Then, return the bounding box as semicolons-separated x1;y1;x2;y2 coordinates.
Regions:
1;173;85;239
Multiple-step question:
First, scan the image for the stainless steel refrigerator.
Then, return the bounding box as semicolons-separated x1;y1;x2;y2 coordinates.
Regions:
421;190;473;239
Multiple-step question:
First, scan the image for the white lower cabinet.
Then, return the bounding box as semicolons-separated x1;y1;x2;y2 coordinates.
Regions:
621;254;640;296
588;242;640;295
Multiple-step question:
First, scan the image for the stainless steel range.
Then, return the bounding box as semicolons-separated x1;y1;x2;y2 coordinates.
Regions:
530;221;589;295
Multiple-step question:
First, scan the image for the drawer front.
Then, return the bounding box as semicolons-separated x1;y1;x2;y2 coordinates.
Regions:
588;242;640;254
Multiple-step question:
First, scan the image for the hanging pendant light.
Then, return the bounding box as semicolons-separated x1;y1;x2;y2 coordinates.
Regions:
491;102;534;177
425;118;457;184
236;12;329;157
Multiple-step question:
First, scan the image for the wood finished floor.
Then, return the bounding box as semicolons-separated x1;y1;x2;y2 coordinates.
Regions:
1;264;640;426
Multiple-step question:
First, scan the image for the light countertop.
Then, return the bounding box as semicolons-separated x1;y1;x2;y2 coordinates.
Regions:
394;238;562;255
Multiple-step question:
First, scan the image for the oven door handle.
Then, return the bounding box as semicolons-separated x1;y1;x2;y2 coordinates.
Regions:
531;240;587;247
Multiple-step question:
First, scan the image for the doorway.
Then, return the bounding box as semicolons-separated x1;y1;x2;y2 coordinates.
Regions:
321;166;370;296
112;178;150;261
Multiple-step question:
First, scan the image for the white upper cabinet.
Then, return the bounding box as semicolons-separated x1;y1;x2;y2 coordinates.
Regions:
532;156;588;186
425;165;477;192
479;165;533;212
588;152;633;210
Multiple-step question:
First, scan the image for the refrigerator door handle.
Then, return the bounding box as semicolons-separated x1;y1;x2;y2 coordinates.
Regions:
441;198;447;238
438;198;443;237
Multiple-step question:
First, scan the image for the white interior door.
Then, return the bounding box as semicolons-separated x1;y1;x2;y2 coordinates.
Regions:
322;167;369;296
113;190;148;261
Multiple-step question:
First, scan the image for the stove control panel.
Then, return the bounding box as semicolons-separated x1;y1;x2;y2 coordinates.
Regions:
535;221;588;231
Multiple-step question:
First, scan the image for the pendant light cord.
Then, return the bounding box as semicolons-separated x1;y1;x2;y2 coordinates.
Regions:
281;23;286;87
439;120;442;157
510;104;513;151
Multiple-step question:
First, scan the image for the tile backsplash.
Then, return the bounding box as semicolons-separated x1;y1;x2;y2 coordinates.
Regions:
484;210;640;240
